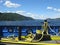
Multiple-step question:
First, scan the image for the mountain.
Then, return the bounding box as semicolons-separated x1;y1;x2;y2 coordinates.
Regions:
46;18;60;20
55;18;60;20
0;12;33;21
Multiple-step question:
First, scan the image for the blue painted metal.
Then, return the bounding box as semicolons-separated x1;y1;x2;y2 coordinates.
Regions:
3;27;18;37
0;20;60;37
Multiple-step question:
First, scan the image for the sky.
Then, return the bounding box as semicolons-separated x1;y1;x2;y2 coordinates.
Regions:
0;0;60;19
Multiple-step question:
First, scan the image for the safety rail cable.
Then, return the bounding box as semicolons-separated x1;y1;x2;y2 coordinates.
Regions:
48;25;59;36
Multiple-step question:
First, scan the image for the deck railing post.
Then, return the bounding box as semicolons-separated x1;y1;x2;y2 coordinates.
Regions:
18;26;22;40
0;26;3;40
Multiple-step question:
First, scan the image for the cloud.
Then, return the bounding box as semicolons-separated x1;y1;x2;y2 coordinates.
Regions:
26;13;31;14
26;13;46;19
47;6;60;12
47;6;53;10
16;11;47;19
57;9;60;12
16;10;26;13
30;14;45;19
4;0;21;8
16;10;26;15
54;13;60;18
16;11;45;19
6;11;15;13
6;11;11;13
